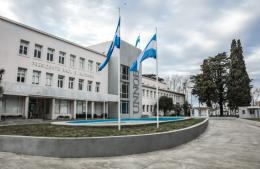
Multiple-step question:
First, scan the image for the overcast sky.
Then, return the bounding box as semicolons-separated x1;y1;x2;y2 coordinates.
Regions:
0;0;259;88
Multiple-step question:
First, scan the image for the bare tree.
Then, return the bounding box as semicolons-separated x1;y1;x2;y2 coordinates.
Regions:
252;88;260;106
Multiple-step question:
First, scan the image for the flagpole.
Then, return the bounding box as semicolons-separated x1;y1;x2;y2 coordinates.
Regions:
118;7;121;131
156;27;159;128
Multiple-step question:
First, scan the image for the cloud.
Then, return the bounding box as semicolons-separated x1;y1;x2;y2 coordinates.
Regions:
0;0;259;88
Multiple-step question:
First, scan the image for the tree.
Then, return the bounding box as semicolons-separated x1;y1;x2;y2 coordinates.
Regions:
158;96;173;116
173;103;182;116
227;39;252;112
182;101;191;116
191;53;229;116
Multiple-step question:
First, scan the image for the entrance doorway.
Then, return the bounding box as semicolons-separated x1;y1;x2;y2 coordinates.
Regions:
28;98;51;119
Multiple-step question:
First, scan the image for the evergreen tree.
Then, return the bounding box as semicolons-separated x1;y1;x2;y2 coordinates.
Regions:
227;39;252;112
191;53;229;116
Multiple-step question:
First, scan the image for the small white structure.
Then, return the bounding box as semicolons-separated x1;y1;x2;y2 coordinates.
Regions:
239;106;260;119
192;107;209;117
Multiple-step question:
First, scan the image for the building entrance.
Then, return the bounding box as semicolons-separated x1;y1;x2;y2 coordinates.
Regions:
28;98;50;119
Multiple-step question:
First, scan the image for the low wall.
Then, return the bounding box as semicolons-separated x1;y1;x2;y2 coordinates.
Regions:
0;118;208;158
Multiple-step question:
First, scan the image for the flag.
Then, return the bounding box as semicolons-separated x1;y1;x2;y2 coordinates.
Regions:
135;35;140;47
98;17;120;71
130;33;157;71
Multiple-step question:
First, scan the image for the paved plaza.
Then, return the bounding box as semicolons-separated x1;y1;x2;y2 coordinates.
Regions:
0;118;259;169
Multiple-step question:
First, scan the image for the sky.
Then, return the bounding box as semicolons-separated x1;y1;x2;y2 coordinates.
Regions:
0;0;259;89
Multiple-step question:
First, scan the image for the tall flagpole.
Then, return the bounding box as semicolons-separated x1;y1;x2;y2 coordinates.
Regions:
118;7;121;131
156;27;159;128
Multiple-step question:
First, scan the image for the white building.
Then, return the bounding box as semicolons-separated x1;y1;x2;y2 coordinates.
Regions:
142;74;185;116
191;107;209;118
239;106;260;119
0;16;142;120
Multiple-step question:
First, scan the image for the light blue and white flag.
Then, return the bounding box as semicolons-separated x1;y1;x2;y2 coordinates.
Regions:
130;33;157;71
98;17;120;71
135;35;140;47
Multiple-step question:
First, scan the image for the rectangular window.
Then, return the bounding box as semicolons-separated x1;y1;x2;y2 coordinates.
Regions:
150;105;153;112
34;44;42;58
154;91;156;98
17;68;27;83
32;70;41;85
146;90;149;98
19;40;29;56
88;60;93;72
96;62;100;72
47;48;54;61
121;81;129;98
68;77;75;89
121;65;129;80
87;80;92;91
59;51;65;64
58;75;64;88
143;105;145;112
121;101;129;114
143;89;145;97
150;91;153;98
79;57;85;70
70;55;76;68
147;105;149;112
19;40;29;55
95;82;100;93
46;73;53;86
78;79;84;90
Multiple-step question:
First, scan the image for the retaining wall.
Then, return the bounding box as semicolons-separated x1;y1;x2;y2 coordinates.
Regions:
0;118;208;157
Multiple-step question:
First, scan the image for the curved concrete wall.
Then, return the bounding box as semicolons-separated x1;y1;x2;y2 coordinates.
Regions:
0;118;208;157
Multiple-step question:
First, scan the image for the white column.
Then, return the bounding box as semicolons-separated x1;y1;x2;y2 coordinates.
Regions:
51;98;55;120
103;101;106;119
73;100;77;119
91;101;95;119
24;96;29;119
85;100;88;120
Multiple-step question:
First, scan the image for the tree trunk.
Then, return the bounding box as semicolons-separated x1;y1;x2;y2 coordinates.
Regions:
219;102;224;116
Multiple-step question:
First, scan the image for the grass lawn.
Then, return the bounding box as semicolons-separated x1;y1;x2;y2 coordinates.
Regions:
0;118;204;137
245;118;260;122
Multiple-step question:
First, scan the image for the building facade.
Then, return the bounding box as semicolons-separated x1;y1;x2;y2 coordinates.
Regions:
142;74;185;116
239;106;260;119
0;16;141;120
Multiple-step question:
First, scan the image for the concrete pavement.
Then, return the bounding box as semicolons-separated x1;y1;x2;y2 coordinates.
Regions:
0;118;259;169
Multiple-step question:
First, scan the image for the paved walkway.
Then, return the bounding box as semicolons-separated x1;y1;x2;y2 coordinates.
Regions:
0;118;259;169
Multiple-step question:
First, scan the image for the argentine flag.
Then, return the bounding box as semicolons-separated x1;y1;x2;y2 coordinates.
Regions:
98;17;120;71
130;34;157;71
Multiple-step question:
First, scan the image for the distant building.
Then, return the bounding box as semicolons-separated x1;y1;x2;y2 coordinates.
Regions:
141;74;185;116
239;106;260;119
191;107;209;117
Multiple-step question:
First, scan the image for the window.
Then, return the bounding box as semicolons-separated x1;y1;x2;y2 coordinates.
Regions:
121;81;129;98
121;101;129;114
242;110;245;114
58;75;64;88
146;105;149;112
96;62;100;72
143;105;145;112
150;91;153;98
87;80;92;91
17;68;27;83
150;105;153;112
95;82;100;92
19;40;29;55
70;55;76;68
68;77;75;89
46;73;53;86
59;51;65;64
154;91;156;98
121;65;129;80
78;79;84;90
32;70;41;85
142;89;145;97
146;90;149;98
79;57;85;70
88;60;93;72
47;48;54;61
34;44;42;58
